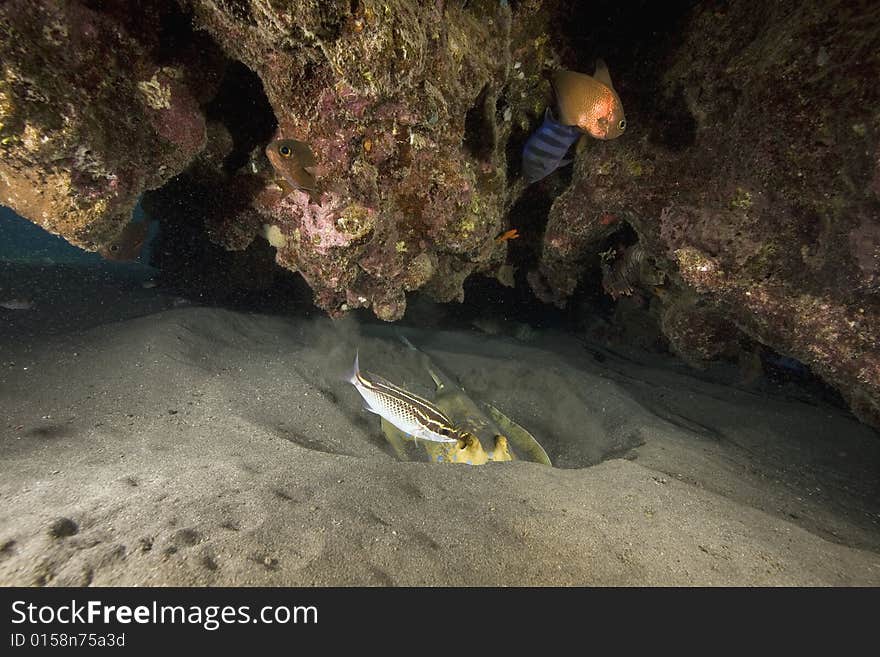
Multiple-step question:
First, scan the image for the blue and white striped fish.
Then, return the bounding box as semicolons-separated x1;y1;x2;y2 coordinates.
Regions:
521;108;582;184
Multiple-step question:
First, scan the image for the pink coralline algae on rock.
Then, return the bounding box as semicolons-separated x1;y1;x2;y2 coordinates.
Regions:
1;0;534;320
264;191;370;257
140;70;207;159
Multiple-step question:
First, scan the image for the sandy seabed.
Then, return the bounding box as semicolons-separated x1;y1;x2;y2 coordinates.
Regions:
1;266;879;586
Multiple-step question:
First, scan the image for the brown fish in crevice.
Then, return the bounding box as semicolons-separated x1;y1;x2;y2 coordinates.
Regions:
265;139;318;198
98;220;154;262
552;59;626;140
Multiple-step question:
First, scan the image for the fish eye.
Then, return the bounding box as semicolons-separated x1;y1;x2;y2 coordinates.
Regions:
279;145;292;157
618;119;627;131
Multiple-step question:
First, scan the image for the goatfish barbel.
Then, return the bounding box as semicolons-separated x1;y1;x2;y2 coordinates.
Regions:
347;352;459;444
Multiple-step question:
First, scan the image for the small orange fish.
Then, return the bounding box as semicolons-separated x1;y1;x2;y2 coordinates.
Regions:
553;60;626;140
265;139;318;196
495;228;520;243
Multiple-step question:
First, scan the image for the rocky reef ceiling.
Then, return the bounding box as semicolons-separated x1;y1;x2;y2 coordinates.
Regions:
1;0;879;430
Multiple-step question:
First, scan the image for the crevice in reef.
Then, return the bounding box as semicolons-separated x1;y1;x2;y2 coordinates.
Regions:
503;112;530;183
142;174;261;296
553;0;701;86
142;165;314;311
456;272;571;330
153;1;208;64
463;83;497;162
205;61;277;174
758;346;848;407
650;87;697;151
552;0;701;148
504;188;555;272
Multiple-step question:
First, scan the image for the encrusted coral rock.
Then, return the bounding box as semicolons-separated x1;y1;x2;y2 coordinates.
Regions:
660;294;738;369
183;0;513;319
0;0;208;250
530;0;880;427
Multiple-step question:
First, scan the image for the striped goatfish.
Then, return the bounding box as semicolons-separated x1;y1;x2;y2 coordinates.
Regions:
347;352;459;443
521;108;583;184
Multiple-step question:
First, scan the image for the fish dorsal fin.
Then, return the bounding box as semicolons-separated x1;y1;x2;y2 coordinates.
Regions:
364;371;399;390
593;58;614;90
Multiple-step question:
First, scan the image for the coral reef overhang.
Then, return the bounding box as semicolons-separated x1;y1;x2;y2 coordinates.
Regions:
1;0;880;431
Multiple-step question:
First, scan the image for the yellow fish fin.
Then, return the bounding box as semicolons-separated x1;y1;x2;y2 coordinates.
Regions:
276;177;294;196
492;435;514;462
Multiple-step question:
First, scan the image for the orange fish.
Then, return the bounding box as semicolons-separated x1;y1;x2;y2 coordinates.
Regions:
495;228;520;243
265;139;318;196
552;60;626;140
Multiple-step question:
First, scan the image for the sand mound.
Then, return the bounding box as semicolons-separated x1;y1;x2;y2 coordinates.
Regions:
1;307;878;585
